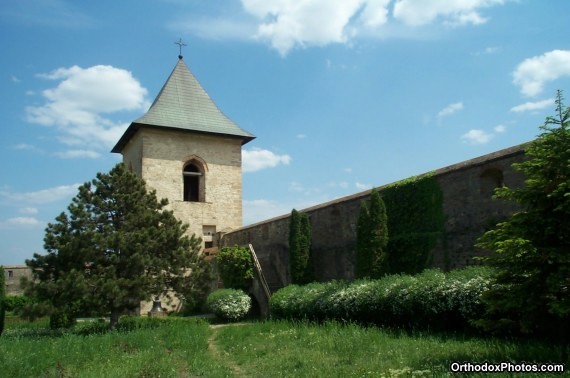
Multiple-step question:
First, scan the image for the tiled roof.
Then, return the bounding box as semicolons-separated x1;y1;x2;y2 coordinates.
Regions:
112;58;255;153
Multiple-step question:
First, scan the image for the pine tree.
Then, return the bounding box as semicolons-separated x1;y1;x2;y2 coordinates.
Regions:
477;91;570;354
289;209;313;284
23;163;211;328
356;189;389;278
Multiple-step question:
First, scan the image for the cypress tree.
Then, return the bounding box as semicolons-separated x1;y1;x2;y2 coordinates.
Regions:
356;189;389;278
289;209;313;284
355;201;371;278
368;189;389;278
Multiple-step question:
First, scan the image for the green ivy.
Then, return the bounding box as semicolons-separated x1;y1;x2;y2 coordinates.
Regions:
382;174;445;274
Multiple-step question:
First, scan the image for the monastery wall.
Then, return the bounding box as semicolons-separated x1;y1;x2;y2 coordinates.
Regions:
222;144;527;289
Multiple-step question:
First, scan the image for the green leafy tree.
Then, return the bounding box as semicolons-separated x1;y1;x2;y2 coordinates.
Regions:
477;91;570;352
22;163;211;329
217;245;254;291
0;266;5;336
289;209;313;284
356;189;389;278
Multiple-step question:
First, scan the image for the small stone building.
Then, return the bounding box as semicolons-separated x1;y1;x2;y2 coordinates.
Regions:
3;265;32;296
112;54;255;312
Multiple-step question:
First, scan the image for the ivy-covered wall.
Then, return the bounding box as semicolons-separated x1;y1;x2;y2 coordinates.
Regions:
222;144;526;288
383;175;444;275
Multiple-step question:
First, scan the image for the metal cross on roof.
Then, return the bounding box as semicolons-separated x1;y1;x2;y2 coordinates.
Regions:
175;38;187;59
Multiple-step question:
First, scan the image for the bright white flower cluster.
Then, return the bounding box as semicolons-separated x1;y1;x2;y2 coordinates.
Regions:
207;289;251;321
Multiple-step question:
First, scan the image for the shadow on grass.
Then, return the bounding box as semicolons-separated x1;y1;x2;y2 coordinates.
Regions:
1;315;209;340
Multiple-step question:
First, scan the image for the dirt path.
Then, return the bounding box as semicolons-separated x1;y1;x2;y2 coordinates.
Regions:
207;323;252;377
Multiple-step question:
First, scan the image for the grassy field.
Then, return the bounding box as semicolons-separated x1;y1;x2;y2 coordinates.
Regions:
0;317;567;377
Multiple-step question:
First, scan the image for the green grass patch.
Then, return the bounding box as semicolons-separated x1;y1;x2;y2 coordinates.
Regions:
214;320;566;377
0;317;231;378
1;317;566;377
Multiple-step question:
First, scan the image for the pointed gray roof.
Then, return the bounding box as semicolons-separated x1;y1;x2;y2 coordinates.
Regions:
112;58;255;153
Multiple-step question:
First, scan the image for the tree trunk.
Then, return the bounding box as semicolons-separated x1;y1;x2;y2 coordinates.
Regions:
110;310;120;330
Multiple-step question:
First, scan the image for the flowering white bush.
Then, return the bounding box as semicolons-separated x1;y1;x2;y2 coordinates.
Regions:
207;289;251;321
270;266;494;331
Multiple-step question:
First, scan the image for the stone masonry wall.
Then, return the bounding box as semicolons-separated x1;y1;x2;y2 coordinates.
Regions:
122;128;244;241
222;144;527;290
3;265;32;296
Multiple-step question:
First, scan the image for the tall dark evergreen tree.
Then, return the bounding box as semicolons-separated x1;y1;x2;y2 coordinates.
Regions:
477;91;570;354
289;209;313;284
23;163;211;328
0;266;5;336
355;201;372;278
356;189;389;278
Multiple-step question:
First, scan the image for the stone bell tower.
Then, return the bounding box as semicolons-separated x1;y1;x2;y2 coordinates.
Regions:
112;53;255;249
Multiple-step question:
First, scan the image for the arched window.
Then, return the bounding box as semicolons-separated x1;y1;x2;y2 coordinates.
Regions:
183;163;204;202
479;168;504;196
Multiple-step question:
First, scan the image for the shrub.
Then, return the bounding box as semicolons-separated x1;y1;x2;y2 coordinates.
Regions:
49;311;75;330
270;266;493;332
3;295;32;314
216;246;254;291
207;289;251;321
72;320;109;336
270;280;347;321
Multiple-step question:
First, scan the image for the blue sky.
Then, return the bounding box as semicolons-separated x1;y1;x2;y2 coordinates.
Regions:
1;0;569;265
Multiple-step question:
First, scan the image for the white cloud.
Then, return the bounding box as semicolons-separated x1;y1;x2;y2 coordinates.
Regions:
11;75;21;83
393;0;504;27
289;181;304;192
296;133;307;139
19;207;38;215
55;150;101;159
510;98;554;113
513;50;570;97
472;46;500;56
7;217;40;226
461;129;493;145
438;102;464;119
0;0;94;28
241;0;391;56
242;148;291;172
494;124;506;133
0;184;80;205
355;182;372;190
13;143;42;153
288;181;321;196
243;199;289;225
26;65;149;151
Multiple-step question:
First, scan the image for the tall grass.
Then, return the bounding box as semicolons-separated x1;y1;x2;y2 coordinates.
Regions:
1;317;565;377
0;318;231;378
214;320;566;377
